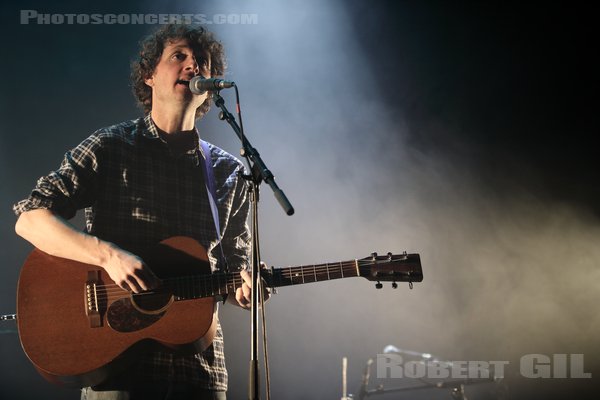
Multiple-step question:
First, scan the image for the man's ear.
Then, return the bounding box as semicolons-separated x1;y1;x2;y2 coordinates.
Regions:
144;75;154;87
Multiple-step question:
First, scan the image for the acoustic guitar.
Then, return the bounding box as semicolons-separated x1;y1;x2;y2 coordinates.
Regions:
16;236;422;387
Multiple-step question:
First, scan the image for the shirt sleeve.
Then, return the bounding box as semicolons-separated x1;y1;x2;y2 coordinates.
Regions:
12;133;103;220
221;163;251;272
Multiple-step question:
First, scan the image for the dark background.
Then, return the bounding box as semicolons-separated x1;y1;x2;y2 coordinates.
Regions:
1;1;597;399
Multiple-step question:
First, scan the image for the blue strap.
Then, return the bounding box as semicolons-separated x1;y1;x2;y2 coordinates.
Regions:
199;140;228;272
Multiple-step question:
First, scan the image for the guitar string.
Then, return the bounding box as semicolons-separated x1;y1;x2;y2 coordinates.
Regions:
89;257;414;301
92;261;363;292
89;258;404;297
89;261;370;299
91;266;361;299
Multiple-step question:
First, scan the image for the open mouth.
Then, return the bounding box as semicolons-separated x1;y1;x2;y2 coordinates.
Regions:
176;79;190;86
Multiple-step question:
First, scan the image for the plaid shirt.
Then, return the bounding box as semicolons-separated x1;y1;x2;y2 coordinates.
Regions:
13;115;251;391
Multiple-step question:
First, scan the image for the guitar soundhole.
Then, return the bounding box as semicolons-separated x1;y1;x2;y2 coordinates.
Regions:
107;294;171;333
131;291;173;313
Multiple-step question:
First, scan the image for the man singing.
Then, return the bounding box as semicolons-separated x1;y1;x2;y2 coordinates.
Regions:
14;23;252;400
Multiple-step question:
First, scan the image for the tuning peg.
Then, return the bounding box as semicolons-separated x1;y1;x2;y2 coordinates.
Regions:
387;252;392;260
371;252;378;260
375;281;383;289
392;281;398;289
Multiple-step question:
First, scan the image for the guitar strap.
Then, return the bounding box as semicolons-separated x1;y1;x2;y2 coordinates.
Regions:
199;140;229;273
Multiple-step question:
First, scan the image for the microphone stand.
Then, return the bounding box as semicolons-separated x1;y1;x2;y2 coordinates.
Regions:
212;91;294;400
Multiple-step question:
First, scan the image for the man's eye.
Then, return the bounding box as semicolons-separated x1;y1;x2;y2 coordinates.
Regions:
173;53;186;60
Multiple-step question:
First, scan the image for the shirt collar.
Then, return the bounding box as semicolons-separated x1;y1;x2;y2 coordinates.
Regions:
141;114;201;154
142;114;161;139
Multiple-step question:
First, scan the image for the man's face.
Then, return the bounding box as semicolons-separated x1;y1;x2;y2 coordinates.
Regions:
144;38;211;112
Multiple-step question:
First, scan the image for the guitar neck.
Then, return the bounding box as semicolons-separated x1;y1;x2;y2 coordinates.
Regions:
265;260;361;287
165;260;361;300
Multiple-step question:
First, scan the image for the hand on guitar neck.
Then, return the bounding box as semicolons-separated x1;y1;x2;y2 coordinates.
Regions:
226;262;271;309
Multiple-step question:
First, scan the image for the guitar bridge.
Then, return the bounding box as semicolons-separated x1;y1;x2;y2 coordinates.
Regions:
85;270;102;328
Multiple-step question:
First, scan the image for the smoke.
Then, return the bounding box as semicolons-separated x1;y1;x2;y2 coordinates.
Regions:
210;1;599;398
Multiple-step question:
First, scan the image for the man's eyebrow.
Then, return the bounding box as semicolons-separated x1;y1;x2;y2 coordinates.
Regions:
168;45;192;53
166;45;209;62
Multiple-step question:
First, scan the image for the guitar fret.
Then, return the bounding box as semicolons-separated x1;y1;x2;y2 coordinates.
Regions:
172;256;381;300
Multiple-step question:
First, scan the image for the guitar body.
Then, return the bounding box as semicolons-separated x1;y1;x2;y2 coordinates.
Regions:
16;236;423;388
16;236;217;388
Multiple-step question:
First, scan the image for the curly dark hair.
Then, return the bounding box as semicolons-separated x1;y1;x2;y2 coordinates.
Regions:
131;24;227;119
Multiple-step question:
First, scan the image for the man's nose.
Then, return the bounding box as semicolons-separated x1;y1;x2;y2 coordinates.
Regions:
186;57;200;75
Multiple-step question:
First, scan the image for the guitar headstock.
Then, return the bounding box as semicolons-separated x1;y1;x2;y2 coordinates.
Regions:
358;252;423;289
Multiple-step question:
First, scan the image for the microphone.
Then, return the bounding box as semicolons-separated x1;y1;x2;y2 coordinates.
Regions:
383;345;453;367
189;77;235;94
383;345;433;360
